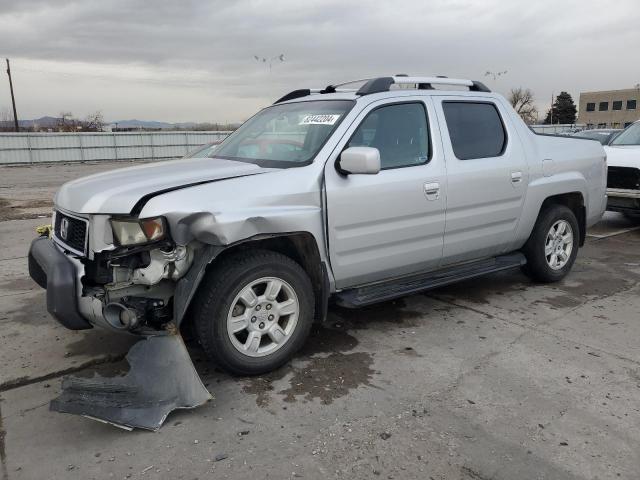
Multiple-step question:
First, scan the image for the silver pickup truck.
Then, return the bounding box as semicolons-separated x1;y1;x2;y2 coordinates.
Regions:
28;75;607;429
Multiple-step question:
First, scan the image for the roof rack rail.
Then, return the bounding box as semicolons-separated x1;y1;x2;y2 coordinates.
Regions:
274;89;313;104
273;84;354;104
356;76;491;95
273;75;491;104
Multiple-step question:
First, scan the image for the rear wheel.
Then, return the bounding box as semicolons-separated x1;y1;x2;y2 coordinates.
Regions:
193;249;314;375
522;204;579;283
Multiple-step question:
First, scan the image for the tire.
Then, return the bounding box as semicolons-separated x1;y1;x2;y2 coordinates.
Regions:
522;204;580;283
193;249;314;376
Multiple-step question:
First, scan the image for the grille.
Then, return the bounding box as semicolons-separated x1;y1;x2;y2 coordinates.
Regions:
607;166;640;190
54;212;88;254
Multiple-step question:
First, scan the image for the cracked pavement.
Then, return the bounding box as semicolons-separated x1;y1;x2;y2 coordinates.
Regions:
1;161;640;479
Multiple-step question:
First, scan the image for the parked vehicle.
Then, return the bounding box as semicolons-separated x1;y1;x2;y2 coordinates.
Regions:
572;128;621;145
604;121;640;214
28;75;607;429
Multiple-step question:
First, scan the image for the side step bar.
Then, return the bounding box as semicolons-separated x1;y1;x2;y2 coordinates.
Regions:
335;253;526;308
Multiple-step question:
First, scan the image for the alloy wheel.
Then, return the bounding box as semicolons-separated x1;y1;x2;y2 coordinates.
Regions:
226;276;299;357
545;220;574;270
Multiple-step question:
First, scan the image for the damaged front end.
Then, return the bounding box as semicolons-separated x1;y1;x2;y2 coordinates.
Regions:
85;241;193;334
29;212;214;430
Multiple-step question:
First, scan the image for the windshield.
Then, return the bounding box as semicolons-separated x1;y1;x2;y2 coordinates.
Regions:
212;100;354;167
184;143;219;158
611;122;640;146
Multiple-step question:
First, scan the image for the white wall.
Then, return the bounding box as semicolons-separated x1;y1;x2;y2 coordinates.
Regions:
0;131;231;164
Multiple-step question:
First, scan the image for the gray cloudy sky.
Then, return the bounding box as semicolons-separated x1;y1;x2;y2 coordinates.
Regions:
1;0;638;123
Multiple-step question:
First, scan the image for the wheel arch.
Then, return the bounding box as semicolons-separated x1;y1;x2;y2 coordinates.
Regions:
537;192;586;246
176;232;329;334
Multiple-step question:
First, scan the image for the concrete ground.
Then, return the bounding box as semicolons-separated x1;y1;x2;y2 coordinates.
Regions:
1;161;640;480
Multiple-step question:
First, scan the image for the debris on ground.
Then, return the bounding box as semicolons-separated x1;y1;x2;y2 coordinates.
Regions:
49;334;211;431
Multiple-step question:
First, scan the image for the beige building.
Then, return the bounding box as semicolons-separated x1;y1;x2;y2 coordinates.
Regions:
578;88;640;129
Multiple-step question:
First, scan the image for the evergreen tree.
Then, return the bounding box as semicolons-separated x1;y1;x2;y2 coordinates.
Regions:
544;91;577;124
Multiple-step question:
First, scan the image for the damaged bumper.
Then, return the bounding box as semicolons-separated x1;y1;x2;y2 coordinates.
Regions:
50;334;212;431
28;235;213;430
28;232;192;333
28;236;93;330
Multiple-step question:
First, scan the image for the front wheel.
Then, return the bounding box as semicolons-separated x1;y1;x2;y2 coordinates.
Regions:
193;250;314;376
522;204;580;283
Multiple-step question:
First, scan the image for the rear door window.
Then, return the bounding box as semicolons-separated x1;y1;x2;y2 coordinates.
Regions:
442;102;507;160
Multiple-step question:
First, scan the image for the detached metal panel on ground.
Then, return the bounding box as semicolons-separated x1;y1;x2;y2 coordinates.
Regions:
0;131;231;164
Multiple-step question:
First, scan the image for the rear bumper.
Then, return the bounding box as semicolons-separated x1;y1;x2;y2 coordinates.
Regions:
28;236;93;330
606;188;640;213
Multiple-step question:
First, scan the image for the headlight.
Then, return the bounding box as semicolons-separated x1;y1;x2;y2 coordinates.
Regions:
111;217;167;246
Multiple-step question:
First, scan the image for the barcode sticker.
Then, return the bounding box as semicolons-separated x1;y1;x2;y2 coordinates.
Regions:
299;114;341;126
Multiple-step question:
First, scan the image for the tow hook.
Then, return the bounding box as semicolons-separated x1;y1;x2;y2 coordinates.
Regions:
49;329;212;431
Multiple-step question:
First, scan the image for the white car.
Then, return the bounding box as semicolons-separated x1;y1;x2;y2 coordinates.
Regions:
604;121;640;214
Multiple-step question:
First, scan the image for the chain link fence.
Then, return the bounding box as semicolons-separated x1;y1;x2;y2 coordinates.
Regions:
529;124;586;135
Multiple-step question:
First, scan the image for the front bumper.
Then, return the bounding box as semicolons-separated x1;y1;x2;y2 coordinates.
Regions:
28;236;93;330
29;236;212;431
606;188;640;213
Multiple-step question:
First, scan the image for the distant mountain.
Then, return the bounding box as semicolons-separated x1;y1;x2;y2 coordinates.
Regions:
108;119;242;130
18;116;60;128
8;116;240;131
110;119;197;129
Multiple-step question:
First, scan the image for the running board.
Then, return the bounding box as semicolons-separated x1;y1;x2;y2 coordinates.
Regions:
335;253;526;308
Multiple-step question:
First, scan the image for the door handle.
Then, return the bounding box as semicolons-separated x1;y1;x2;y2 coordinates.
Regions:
511;171;523;184
424;182;440;200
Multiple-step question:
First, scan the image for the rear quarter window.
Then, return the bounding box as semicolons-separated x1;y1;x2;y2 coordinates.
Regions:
442;101;507;160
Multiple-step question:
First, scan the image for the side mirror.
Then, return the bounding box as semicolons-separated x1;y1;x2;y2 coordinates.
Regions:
338;147;381;175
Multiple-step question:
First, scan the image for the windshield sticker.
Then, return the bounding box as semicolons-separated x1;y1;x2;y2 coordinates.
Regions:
299;114;341;126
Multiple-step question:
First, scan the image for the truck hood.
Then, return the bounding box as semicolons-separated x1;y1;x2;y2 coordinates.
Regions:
55;158;273;214
604;145;640;169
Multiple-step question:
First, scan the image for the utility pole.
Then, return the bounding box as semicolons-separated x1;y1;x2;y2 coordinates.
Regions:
5;59;19;132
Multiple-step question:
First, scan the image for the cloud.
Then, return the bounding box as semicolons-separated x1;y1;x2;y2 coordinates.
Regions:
1;0;638;122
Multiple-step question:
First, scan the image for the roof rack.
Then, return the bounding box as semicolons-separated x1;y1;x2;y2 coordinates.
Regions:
273;75;491;104
273;83;360;104
356;76;491;95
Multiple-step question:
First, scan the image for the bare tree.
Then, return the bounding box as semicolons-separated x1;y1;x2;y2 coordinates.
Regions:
84;111;104;132
509;88;538;124
56;112;77;132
